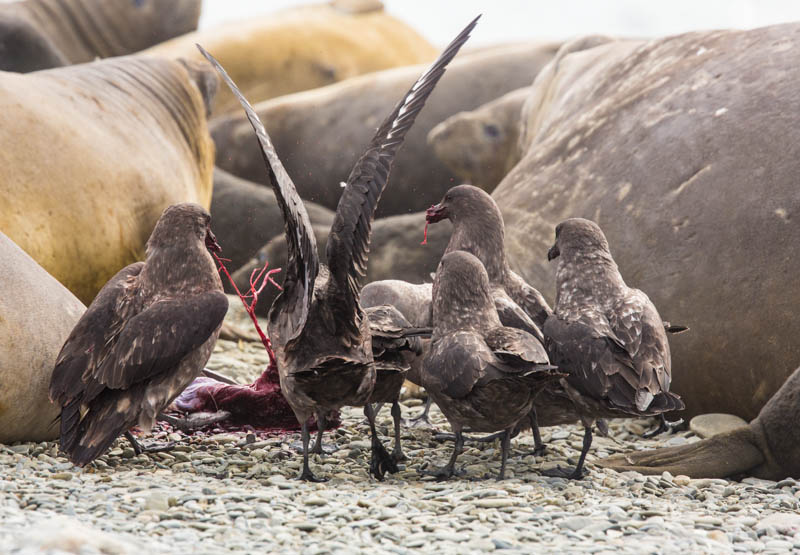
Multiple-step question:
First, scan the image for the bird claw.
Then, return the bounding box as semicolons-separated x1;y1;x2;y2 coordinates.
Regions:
540;465;587;480
643;416;684;438
297;469;328;483
369;438;399;481
405;414;432;429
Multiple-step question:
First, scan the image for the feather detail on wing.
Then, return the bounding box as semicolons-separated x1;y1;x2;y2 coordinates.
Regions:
198;44;318;343
544;301;682;415
325;16;480;345
49;263;145;407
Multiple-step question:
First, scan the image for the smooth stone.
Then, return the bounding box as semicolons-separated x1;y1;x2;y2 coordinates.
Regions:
757;513;800;535
559;516;596;532
689;414;749;438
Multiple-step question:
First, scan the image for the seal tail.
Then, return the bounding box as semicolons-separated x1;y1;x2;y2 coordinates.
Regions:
599;427;764;479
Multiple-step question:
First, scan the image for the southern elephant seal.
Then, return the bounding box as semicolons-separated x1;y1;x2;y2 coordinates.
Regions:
0;0;201;72
211;168;334;274
211;41;560;215
146;1;436;115
0;56;216;304
601;365;800;480
427;87;530;192
234;212;451;316
492;24;800;420
426;36;643;192
0;231;85;444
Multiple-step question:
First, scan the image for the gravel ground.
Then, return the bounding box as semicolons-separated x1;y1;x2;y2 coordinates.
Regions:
3;304;800;554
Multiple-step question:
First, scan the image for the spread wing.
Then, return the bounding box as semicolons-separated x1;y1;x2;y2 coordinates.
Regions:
198;45;318;342
91;292;229;389
324;16;479;344
50;263;145;407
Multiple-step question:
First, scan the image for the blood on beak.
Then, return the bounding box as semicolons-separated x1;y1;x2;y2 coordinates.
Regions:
547;244;560;261
205;228;222;253
425;203;448;223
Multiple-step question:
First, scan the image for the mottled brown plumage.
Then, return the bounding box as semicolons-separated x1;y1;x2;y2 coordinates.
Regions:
199;17;478;481
542;218;684;478
422;251;560;480
48;203;227;466
426;184;551;332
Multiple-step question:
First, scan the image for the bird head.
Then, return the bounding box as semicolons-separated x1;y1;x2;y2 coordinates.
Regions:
146;202;221;255
426;184;501;226
548;218;611;262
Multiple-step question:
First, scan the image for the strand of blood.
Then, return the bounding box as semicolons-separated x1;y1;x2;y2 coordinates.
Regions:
420;220;429;245
212;253;281;366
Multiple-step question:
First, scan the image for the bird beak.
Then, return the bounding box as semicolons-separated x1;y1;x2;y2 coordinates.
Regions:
425;203;449;223
205;228;222;253
547;244;560;261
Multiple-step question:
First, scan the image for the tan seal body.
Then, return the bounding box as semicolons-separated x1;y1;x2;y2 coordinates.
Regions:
0;0;201;71
211;42;559;214
146;2;436;115
0;231;85;443
493;24;800;420
0;56;216;304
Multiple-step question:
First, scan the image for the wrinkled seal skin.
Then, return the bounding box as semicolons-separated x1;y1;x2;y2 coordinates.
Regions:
0;0;201;72
493;24;800;420
428;87;530;192
211;42;559;215
0;56;216;304
235;211;452;316
211;168;334;274
146;2;436;115
0;231;86;443
601;365;800;480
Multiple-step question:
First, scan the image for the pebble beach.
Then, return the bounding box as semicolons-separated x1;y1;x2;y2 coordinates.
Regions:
3;306;800;554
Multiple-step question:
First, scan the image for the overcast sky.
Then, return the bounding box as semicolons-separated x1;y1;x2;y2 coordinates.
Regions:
200;1;800;45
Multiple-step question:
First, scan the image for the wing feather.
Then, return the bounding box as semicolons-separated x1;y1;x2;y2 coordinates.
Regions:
198;45;318;342
325;16;480;343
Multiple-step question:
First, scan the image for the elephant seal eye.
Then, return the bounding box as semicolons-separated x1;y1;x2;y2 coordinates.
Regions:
484;124;500;138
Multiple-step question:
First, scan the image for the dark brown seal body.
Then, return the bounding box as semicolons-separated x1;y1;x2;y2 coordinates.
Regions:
211;42;559;216
422;251;559;480
49;204;227;466
602;365;800;480
202;18;477;481
494;25;800;420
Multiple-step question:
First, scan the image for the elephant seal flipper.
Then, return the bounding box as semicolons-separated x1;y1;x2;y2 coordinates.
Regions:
601;365;800;480
600;427;764;479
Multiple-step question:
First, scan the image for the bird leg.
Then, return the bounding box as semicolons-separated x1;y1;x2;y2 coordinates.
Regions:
643;414;684;438
157;411;231;432
426;430;464;480
309;411;326;455
497;429;512;481
124;431;175;455
297;420;327;482
390;400;407;462
528;408;546;457
540;425;592;480
407;397;433;428
364;404;398;481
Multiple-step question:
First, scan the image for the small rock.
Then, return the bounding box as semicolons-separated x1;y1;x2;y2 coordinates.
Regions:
689;413;748;438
